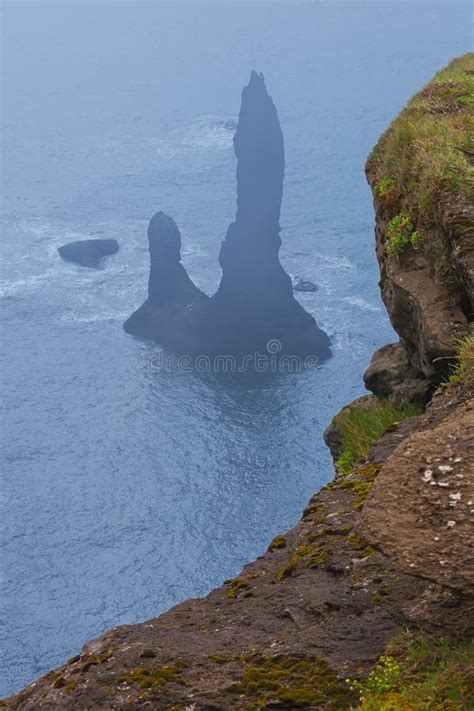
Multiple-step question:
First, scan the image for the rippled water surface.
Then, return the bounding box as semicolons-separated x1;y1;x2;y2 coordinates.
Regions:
1;0;471;696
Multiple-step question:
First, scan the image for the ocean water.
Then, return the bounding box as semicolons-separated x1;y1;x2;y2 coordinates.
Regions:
1;0;471;697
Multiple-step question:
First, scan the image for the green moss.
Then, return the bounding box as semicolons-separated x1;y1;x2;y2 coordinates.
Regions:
268;534;287;550
275;558;298;581
334;400;422;473
206;654;229;665
118;662;187;690
336;464;380;504
302;499;326;520
225;578;251;599
308;525;353;542
367;53;474;281
275;494;378;580
64;679;77;694
349;633;474;710
139;648;157;659
50;675;78;693
74;649;114;673
275;539;330;580
371;588;390;604
229;653;358;710
66;655;81;665
307;527;331;542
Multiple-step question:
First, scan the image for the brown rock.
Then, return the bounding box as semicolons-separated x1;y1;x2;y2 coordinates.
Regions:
361;397;474;593
365;178;470;390
364;342;431;404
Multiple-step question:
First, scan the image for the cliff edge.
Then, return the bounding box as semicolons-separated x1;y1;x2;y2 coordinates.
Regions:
4;55;473;710
363;54;473;404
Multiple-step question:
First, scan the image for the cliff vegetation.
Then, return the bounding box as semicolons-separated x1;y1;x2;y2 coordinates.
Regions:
367;53;473;283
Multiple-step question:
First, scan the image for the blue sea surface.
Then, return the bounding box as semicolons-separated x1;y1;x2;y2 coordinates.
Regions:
1;0;471;697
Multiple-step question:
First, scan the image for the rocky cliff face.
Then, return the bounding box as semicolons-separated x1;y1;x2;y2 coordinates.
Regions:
363;186;469;403
362;54;473;403
5;56;473;710
125;72;331;362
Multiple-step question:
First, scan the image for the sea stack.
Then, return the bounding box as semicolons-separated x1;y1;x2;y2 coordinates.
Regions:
124;213;208;351
125;72;331;364
199;72;330;358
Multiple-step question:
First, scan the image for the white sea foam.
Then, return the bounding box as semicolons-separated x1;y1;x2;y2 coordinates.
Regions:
148;115;233;159
0;269;60;298
343;296;381;312
318;254;355;270
58;310;131;324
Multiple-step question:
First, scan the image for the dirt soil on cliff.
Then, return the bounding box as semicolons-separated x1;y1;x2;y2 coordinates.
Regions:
4;385;473;711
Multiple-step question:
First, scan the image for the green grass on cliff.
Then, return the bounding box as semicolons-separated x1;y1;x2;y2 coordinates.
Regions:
350;633;474;710
449;324;474;384
335;399;422;473
367;53;474;275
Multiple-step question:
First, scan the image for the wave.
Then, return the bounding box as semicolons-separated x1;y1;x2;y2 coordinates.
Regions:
58;310;131;324
0;269;60;298
343;296;381;312
147;114;234;159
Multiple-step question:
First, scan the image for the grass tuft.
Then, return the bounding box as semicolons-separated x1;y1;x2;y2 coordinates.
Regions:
348;633;474;710
268;534;287;551
448;325;474;385
367;53;474;279
335;400;422;473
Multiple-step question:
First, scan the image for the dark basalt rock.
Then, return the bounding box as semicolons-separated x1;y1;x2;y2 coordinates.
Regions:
58;239;119;268
124;213;208;349
125;72;331;364
364;342;432;405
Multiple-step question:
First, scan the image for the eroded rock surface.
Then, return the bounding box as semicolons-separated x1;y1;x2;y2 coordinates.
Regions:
361;396;474;593
364;342;432;404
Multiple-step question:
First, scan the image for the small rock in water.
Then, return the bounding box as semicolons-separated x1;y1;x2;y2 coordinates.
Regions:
223;119;238;131
58;239;119;268
294;278;318;292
